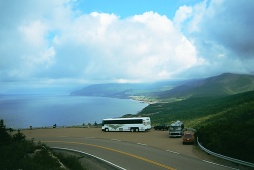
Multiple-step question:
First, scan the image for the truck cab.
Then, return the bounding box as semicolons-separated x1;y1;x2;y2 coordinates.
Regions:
154;124;169;130
169;120;184;138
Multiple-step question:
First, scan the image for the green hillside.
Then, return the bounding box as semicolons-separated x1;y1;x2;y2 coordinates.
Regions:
71;73;254;162
71;73;254;103
153;73;254;99
70;80;184;99
134;91;254;163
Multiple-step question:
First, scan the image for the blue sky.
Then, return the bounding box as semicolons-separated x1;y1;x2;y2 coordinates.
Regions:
78;0;200;19
0;0;254;92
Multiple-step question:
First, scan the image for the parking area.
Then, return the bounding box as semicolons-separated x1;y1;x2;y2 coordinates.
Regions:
22;127;249;169
23;127;198;158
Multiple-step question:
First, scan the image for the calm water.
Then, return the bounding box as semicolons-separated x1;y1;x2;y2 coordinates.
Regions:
0;94;147;129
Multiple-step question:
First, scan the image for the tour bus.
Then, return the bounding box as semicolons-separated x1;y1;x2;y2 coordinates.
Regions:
102;117;151;132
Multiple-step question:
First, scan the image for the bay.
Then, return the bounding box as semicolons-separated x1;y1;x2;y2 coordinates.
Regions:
0;94;147;129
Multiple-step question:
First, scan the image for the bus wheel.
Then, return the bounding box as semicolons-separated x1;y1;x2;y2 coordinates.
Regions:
130;128;135;132
105;128;109;132
136;128;139;132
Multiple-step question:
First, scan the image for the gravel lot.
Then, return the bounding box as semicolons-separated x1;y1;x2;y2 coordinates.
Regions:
22;127;247;170
23;128;197;157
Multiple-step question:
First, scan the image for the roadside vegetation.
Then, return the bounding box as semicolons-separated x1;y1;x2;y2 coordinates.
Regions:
135;90;254;163
0;119;85;170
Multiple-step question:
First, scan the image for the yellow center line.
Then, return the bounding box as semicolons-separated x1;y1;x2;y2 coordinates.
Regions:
43;140;176;170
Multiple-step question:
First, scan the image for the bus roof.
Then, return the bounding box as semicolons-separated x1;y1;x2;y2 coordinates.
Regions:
103;117;150;121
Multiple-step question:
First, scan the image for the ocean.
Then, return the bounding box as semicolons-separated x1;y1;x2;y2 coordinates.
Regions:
0;94;147;129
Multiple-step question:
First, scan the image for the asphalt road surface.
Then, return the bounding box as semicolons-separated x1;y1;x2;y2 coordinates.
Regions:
22;128;246;170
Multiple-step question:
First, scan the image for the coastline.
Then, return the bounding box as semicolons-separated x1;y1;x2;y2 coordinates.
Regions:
129;95;158;104
0;94;147;129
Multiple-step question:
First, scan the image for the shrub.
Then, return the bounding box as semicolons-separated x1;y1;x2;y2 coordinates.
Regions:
0;119;85;169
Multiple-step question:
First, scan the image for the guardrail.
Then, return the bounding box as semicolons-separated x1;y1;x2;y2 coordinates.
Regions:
197;137;254;168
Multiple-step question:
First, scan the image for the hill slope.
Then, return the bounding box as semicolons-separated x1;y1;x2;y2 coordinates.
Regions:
155;73;254;99
135;90;254;163
71;73;254;101
70;80;185;99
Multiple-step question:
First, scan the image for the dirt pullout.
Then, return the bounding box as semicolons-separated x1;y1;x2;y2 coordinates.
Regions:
22;128;195;158
22;128;250;170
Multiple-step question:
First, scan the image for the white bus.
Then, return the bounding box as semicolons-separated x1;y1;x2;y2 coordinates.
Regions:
102;117;151;132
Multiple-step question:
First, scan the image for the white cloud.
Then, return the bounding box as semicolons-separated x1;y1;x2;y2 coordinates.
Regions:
19;20;48;47
0;1;199;83
22;47;56;67
173;5;193;30
173;0;254;78
1;0;253;86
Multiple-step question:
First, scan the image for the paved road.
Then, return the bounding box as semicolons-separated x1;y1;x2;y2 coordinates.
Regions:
23;128;238;170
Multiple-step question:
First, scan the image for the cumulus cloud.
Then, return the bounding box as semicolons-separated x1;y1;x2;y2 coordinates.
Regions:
174;0;254;78
173;5;193;30
201;0;254;59
0;1;199;83
0;0;253;86
19;20;48;46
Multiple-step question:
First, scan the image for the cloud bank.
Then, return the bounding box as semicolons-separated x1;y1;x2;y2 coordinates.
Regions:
0;0;254;86
177;0;254;77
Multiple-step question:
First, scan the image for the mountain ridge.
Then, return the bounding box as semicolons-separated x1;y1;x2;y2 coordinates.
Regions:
71;73;254;100
70;80;185;98
150;73;254;99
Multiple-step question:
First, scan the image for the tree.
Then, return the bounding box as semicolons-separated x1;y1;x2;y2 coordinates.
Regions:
9;128;13;135
0;119;6;129
0;119;11;144
12;130;26;141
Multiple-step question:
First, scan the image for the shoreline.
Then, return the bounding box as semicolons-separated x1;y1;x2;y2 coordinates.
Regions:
129;95;159;104
1;94;149;129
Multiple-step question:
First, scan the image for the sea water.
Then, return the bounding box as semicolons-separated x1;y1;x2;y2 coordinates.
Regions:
0;94;147;129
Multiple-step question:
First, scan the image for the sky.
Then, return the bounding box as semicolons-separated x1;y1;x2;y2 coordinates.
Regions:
1;0;254;92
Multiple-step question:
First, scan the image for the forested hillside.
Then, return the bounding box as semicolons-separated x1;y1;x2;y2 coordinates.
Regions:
152;73;254;99
71;73;254;102
71;73;254;163
135;91;254;163
70;80;184;98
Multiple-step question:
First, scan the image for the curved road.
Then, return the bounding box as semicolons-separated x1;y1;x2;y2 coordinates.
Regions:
23;128;237;170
